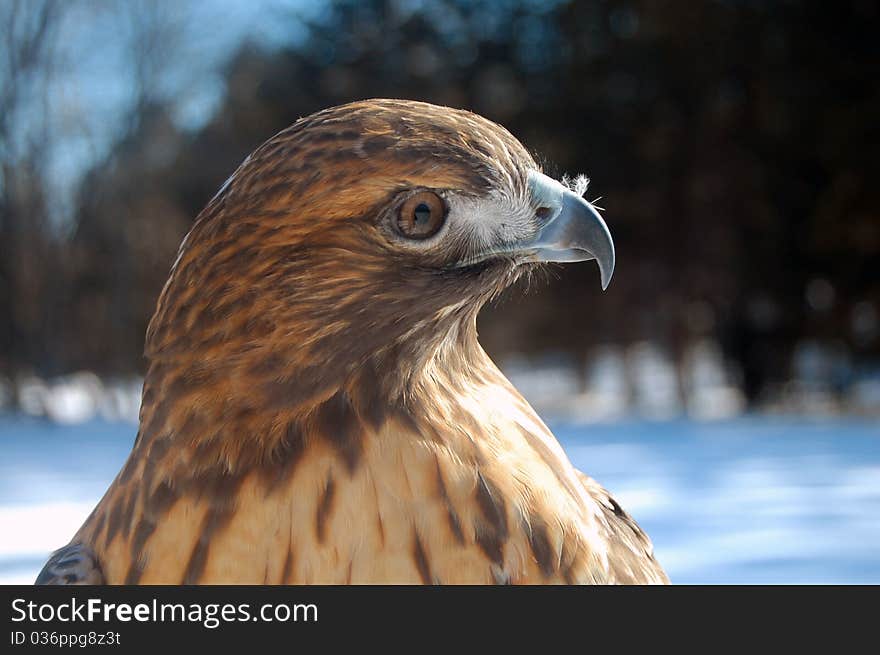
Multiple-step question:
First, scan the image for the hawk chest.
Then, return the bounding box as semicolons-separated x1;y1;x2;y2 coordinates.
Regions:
93;390;607;584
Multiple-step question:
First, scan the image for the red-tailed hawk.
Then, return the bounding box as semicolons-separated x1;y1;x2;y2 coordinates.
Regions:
37;99;667;584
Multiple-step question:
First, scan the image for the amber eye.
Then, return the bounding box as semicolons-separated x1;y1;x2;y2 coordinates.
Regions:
397;191;447;239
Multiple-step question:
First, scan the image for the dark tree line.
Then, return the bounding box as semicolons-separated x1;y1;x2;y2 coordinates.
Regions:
1;0;878;406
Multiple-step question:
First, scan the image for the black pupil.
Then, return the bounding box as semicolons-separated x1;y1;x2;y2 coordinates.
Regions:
413;203;431;226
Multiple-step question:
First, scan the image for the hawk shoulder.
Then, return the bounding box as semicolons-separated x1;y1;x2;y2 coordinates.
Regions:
576;470;669;584
35;542;105;585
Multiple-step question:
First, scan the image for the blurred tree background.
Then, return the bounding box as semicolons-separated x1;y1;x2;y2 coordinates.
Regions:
1;0;878;410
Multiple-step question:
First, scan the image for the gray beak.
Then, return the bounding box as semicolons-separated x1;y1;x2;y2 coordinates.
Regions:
524;170;615;290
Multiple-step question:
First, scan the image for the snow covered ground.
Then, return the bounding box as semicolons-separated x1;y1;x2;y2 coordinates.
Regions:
0;415;878;584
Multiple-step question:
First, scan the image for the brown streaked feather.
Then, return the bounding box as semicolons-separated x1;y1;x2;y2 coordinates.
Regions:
575;470;670;584
35;543;104;585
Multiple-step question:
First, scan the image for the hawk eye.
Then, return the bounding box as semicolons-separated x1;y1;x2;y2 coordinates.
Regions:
397;191;447;239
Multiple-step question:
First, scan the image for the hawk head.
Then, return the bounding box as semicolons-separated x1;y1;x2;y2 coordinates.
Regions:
143;99;613;437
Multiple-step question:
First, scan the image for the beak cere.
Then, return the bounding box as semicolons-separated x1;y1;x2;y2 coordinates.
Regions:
524;170;616;290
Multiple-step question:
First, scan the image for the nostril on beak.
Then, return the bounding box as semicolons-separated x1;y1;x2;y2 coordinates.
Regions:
536;206;554;223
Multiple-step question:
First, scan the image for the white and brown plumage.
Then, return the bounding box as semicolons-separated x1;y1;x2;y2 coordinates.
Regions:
37;99;668;585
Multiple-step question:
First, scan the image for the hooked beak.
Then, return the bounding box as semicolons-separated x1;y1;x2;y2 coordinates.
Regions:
522;170;615;290
455;170;616;290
